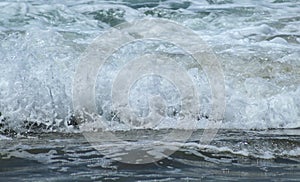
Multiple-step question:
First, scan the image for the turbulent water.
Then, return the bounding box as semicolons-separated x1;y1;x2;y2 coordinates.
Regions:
0;0;300;181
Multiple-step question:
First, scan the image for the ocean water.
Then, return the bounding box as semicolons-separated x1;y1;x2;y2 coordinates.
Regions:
0;0;300;181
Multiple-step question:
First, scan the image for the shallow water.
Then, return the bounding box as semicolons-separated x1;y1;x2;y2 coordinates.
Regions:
0;0;300;180
1;129;300;181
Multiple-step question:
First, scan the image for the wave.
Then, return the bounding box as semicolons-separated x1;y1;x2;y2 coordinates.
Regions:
0;0;300;134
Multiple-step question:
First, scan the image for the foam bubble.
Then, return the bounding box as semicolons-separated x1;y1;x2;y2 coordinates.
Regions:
0;0;300;132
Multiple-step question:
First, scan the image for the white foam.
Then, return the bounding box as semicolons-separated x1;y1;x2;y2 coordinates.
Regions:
0;134;11;140
0;0;300;132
